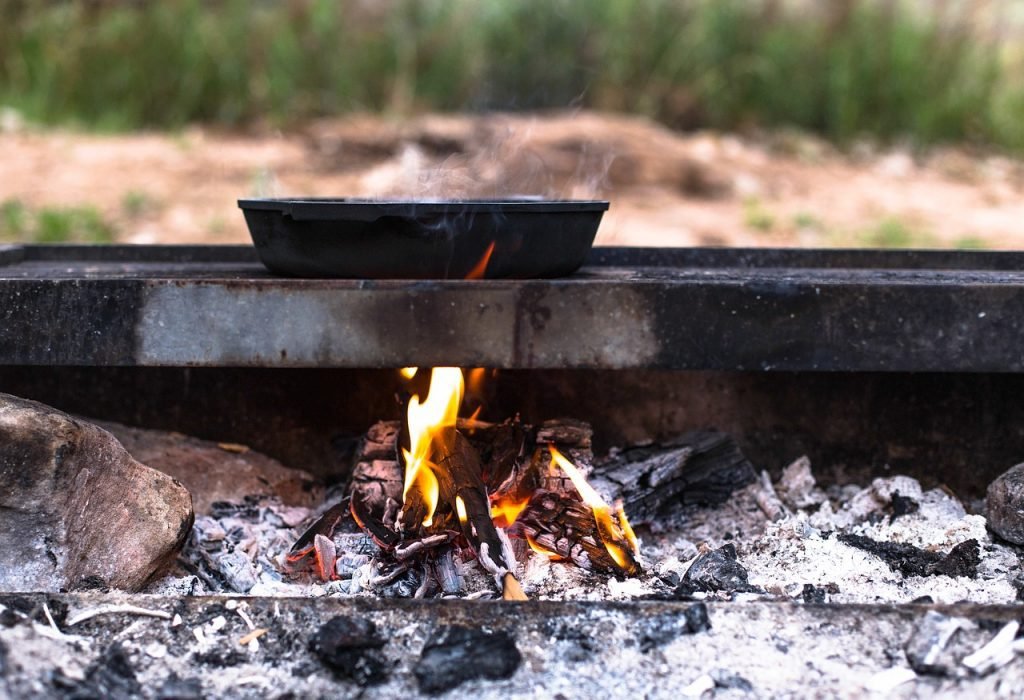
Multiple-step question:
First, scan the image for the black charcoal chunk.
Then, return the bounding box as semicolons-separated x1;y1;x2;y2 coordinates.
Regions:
838;534;979;578
889;491;920;521
931;540;981;578
309;616;389;686
680;544;757;593
801;584;827;604
986;463;1024;545
414;626;521;695
639;603;712;651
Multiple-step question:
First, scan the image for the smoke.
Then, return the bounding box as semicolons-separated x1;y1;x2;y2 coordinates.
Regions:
362;113;616;201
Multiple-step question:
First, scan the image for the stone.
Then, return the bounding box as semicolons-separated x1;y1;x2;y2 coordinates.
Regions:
414;626;521;695
680;544;756;594
0;394;193;592
93;420;323;516
986;463;1024;545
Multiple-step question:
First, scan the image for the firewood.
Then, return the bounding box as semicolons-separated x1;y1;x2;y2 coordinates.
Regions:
590;431;756;522
510;490;637;575
435;432;518;583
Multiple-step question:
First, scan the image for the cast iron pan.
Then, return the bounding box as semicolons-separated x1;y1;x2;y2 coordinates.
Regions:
238;198;608;279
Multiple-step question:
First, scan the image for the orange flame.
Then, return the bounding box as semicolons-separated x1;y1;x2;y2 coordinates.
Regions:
527;534;563;561
490;496;531;528
400;367;418;380
465;241;496;280
548;445;640;573
402;368;464;528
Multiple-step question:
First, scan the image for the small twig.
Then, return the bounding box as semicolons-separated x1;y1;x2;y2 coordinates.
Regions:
236;607;256;631
66;604;173;627
42;602;63;635
394;534;450;561
239;628;269;646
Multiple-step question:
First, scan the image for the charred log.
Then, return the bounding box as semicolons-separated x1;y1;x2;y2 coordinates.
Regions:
591;431;756;522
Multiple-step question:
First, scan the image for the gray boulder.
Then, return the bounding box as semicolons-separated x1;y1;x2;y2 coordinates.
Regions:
986;463;1024;545
0;393;193;591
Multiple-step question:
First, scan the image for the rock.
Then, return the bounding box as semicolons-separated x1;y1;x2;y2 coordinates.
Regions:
0;394;193;592
309;616;389;686
93;420;323;516
414;626;521;695
680;544;756;594
986;463;1024;545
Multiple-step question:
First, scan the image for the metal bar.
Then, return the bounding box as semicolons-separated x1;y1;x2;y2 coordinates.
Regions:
2;246;1023;370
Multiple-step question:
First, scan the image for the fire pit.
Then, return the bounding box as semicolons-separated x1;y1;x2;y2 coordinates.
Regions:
3;243;1024;697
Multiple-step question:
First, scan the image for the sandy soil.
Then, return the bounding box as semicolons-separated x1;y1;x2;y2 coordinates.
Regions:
2;110;1023;249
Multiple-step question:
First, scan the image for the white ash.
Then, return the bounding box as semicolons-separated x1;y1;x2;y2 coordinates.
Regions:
145;459;1020;606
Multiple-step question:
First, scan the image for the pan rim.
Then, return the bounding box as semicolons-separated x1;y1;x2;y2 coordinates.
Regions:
238;197;610;214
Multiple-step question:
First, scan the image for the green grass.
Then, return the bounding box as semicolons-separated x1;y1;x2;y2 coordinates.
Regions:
743;198;775;232
0;199;116;244
121;190;154;218
857;218;937;249
0;1;1022;151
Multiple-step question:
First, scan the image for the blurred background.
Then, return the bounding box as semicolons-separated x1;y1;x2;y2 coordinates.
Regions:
0;0;1022;249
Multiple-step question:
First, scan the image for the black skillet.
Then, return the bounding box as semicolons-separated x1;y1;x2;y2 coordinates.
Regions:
238;198;608;279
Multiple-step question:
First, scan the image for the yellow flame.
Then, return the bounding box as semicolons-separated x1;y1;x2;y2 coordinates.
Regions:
548;444;605;507
616;500;639;556
455;495;468;525
400;367;418;380
526;534;563;560
402;368;464;528
490;496;531;528
548;444;638;572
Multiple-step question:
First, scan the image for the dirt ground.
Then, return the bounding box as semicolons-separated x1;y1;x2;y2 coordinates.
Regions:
2;110;1023;250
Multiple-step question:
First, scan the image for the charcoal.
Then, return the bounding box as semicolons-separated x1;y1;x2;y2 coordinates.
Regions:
837;534;980;578
680;544;756;594
414;626;521;695
212;550;257;593
639;603;712;651
593;432;756;521
889;491;920;521
309;616;389;686
0;393;193;592
156;674;204;700
905;611;968;676
191;648;248;668
801;584;827;604
67;642;141;700
986;463;1024;544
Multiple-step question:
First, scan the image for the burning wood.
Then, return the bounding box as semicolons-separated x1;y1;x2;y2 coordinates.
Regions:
286;367;648;598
